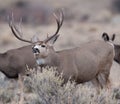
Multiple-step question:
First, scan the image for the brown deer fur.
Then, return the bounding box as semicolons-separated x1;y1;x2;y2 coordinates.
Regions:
32;38;115;89
0;45;36;78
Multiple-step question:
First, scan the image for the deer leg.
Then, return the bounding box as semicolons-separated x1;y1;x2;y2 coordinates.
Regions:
91;78;101;94
103;60;112;89
97;72;111;90
103;72;111;89
97;73;106;89
18;74;24;104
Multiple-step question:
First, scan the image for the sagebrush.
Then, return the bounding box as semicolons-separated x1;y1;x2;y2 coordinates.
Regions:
0;67;120;104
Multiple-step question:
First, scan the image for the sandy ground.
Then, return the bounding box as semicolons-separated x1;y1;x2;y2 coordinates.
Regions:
0;0;120;87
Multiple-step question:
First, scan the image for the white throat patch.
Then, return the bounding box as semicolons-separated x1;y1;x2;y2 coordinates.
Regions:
36;59;45;65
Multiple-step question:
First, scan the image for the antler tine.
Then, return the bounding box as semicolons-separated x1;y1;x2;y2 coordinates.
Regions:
53;13;60;35
59;9;64;27
9;13;32;43
44;9;64;43
53;9;64;35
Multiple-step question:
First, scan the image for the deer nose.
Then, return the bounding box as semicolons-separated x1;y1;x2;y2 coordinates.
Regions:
32;47;40;53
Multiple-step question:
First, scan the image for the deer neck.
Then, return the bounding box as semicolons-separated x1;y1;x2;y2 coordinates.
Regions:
47;52;60;66
36;52;60;67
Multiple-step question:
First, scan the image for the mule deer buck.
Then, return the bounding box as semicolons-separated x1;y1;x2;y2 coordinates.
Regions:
5;10;62;78
0;10;63;104
9;10;115;89
7;10;64;103
102;33;120;64
32;33;115;89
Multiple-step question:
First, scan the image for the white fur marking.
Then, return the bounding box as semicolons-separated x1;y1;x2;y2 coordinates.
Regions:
36;59;45;65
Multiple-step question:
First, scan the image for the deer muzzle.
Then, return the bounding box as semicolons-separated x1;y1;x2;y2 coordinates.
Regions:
32;47;40;54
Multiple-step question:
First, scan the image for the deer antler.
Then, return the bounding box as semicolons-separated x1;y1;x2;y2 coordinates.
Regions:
9;9;64;44
8;13;32;43
44;9;64;43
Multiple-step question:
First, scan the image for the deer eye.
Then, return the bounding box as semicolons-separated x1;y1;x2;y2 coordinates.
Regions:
41;45;46;47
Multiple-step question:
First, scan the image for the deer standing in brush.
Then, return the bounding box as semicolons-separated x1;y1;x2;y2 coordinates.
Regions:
1;10;62;78
6;11;64;103
9;10;115;89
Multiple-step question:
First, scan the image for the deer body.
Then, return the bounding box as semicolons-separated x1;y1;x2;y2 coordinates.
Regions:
35;40;114;84
0;45;36;78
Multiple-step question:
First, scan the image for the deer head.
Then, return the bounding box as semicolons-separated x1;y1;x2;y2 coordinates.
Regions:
9;9;64;64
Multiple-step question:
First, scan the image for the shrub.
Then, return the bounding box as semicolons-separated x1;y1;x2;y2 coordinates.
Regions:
0;88;14;103
23;67;120;104
0;67;120;104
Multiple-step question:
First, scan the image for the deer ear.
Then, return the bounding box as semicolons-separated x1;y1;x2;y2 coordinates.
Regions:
47;34;59;45
31;34;40;43
102;32;109;41
111;34;116;41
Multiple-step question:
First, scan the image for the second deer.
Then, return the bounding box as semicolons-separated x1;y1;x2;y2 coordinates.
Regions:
102;33;120;65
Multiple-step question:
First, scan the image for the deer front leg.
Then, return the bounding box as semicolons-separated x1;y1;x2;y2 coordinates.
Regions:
97;72;111;90
91;78;102;94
